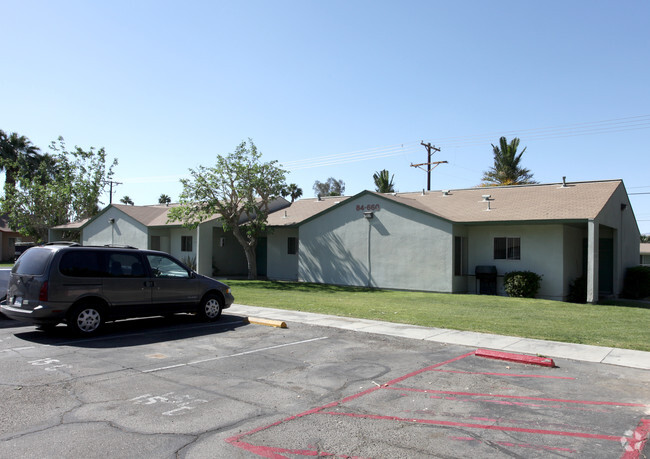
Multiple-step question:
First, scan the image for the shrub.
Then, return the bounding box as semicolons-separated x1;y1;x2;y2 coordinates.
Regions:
504;271;542;298
567;275;587;303
622;266;650;299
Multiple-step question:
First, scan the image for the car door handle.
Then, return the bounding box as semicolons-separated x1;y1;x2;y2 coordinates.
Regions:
144;281;155;287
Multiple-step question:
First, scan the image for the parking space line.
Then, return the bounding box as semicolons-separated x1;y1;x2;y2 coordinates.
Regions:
319;411;624;442
143;336;329;373
430;369;575;379
226;350;649;457
386;387;650;407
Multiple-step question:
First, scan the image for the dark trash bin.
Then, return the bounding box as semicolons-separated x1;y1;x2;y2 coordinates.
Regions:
475;265;497;295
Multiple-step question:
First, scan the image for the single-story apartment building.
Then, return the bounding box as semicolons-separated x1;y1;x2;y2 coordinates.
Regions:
641;243;650;266
0;215;34;262
50;179;641;303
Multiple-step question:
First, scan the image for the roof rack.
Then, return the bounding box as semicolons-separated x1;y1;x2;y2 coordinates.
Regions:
44;241;81;247
102;244;138;249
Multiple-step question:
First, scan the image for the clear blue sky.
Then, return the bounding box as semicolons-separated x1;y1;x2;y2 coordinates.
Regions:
2;1;649;234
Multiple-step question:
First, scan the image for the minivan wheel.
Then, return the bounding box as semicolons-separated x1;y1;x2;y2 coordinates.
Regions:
68;304;104;335
199;294;223;321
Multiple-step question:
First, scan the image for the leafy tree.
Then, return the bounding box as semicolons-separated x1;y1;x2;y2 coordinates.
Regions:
169;139;287;279
120;195;134;205
0;130;43;193
1;136;118;242
373;169;395;193
283;183;303;203
158;194;172;205
313;177;345;197
642;234;650;243
481;137;537;186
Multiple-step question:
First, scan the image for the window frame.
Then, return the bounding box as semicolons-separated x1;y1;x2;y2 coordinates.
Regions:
494;237;521;260
181;235;193;252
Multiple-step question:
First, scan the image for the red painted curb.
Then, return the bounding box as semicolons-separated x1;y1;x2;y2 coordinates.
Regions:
475;349;556;367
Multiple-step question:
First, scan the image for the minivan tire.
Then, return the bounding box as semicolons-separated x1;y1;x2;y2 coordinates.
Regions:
198;294;223;321
68;303;105;335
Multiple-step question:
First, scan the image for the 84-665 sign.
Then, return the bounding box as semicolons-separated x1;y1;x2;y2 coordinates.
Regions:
356;204;380;212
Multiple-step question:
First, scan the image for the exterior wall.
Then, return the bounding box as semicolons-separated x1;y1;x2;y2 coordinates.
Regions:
267;227;300;280
299;194;454;292
148;228;172;253
562;225;586;298
594;183;641;297
169;227;197;267
82;207;149;249
467;224;566;300
211;227;248;276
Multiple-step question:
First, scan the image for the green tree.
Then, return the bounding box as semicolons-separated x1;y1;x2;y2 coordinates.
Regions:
642;234;650;243
158;194;172;205
313;177;345;196
0;130;43;193
373;169;395;193
283;183;303;203
481;137;537;186
2;137;118;242
169;139;287;279
120;195;134;205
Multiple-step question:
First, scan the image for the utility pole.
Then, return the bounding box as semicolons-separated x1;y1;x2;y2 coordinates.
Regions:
104;180;123;204
410;141;447;191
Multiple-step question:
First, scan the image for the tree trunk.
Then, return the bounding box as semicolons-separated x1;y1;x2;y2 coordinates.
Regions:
231;225;257;280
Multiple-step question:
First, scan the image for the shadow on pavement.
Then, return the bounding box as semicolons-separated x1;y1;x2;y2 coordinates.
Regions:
8;313;250;348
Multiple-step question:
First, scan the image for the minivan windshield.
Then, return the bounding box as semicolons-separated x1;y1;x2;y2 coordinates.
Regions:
12;248;53;275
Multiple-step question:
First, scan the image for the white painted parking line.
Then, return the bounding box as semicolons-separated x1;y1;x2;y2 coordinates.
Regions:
0;346;36;353
142;336;329;373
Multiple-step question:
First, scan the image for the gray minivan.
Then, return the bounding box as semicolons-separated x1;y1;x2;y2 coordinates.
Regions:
0;244;234;335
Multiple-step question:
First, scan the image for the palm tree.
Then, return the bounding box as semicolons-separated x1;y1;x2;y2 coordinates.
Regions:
158;194;172;205
481;137;537;186
373;169;395;193
284;183;303;202
0;130;42;192
120;195;134;205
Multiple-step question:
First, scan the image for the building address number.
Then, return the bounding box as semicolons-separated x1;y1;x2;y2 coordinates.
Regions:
356;204;381;212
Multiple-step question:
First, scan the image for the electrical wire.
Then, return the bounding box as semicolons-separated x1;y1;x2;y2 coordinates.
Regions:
281;115;650;171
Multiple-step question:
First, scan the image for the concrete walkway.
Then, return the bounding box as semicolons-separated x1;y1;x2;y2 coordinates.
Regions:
231;304;650;370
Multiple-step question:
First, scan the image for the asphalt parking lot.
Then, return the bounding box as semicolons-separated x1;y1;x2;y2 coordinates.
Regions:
0;310;648;458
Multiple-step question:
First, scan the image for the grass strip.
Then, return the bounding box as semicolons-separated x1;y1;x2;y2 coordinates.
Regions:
226;280;650;352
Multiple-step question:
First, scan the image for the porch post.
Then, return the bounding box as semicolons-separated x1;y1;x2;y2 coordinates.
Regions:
586;219;599;304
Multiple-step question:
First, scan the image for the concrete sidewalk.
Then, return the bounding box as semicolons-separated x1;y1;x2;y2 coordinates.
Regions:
231;304;650;370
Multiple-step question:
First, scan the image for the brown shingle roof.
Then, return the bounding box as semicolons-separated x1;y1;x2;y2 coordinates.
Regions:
267;196;349;226
382;180;623;223
268;180;625;226
112;204;178;226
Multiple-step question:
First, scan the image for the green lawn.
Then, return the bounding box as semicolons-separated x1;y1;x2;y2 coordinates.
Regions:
225;280;650;352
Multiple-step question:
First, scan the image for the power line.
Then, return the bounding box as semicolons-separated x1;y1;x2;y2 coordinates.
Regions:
280;115;650;172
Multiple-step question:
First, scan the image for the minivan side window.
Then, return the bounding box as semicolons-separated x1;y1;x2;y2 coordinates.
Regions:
59;251;107;277
13;248;54;275
146;255;190;278
108;253;147;278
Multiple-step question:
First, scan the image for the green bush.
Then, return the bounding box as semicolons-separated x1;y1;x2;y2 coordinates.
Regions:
504;271;542;298
622;266;650;299
567;275;587;303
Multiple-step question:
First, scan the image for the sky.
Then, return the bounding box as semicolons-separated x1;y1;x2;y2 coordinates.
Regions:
2;0;649;234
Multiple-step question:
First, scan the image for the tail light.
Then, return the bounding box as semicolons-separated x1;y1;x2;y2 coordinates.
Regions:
39;281;48;302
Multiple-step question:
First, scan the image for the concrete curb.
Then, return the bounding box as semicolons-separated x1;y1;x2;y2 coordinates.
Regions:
230;304;650;370
475;348;556;367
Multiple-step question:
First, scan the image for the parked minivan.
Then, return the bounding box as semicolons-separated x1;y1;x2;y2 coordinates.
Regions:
0;244;234;335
